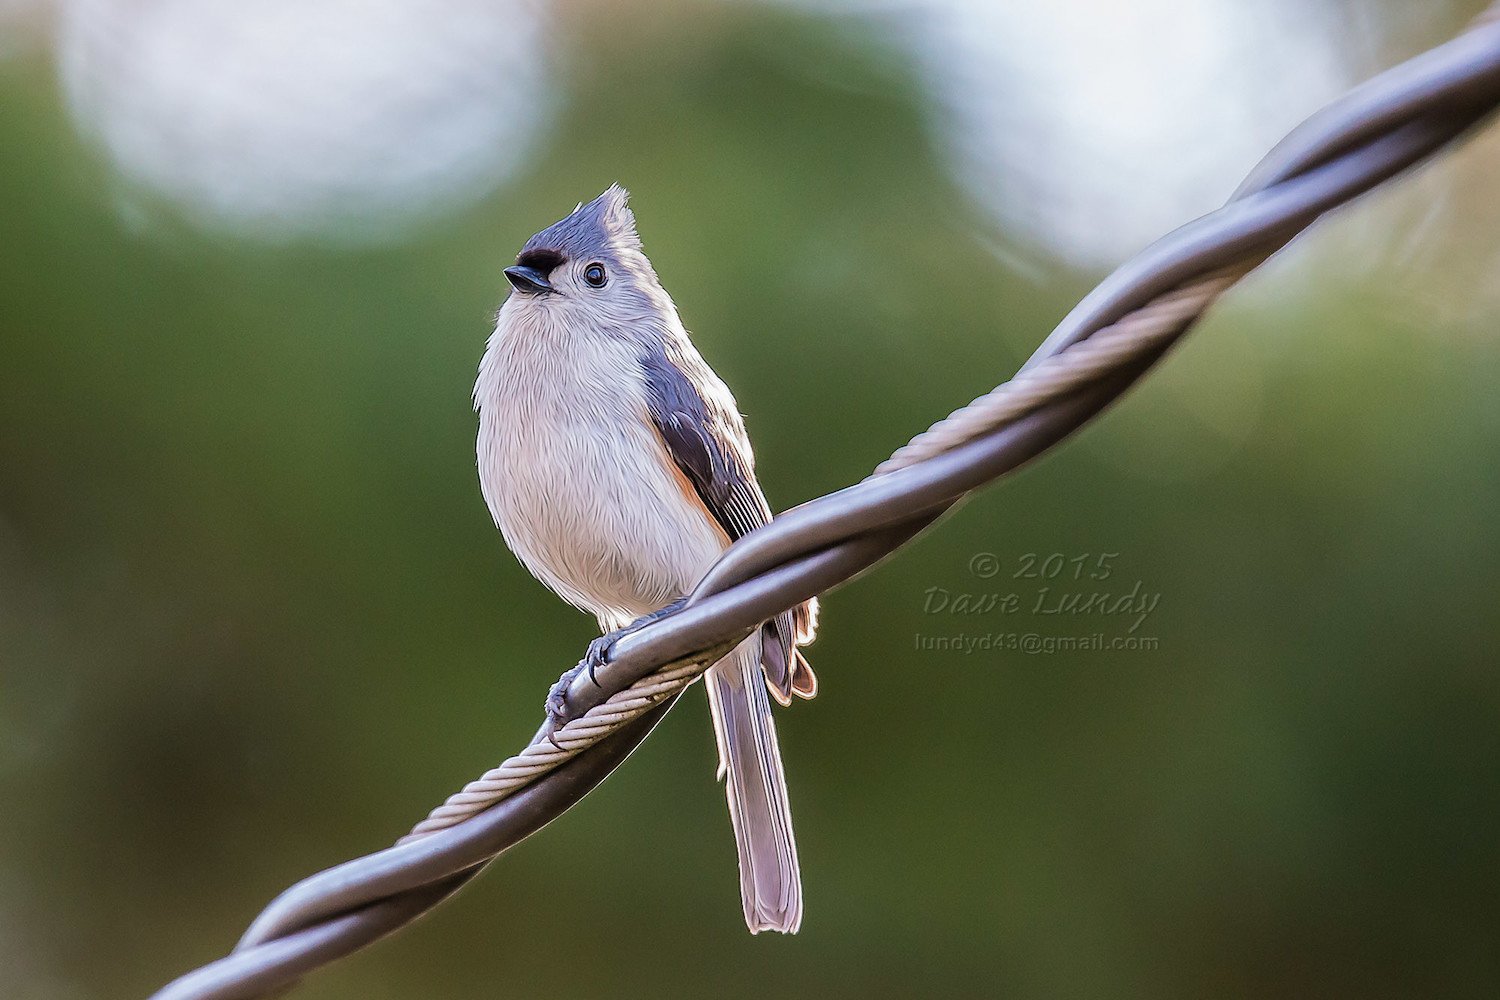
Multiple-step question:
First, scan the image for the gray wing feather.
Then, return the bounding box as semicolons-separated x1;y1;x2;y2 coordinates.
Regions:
641;341;813;702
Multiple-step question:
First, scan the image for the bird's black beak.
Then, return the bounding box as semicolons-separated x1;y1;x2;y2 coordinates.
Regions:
504;265;554;295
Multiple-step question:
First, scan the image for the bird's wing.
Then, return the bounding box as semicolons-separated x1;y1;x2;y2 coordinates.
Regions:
641;341;817;704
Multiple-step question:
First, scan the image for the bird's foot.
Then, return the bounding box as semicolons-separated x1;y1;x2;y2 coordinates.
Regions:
538;598;691;745
541;636;612;746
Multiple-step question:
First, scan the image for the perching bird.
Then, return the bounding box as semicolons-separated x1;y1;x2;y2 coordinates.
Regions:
474;185;818;933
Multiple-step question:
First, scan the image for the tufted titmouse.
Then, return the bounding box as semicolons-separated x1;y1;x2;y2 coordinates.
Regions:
474;185;819;933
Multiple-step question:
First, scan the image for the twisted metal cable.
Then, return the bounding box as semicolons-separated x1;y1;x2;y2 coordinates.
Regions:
400;654;725;841
871;262;1256;476
152;12;1500;1000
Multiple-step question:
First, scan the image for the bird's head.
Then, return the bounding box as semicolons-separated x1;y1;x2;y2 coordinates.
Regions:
499;185;674;341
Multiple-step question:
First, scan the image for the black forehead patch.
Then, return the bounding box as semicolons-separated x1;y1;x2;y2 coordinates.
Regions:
516;247;565;272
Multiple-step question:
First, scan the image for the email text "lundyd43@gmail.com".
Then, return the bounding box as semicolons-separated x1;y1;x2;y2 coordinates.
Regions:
912;631;1161;656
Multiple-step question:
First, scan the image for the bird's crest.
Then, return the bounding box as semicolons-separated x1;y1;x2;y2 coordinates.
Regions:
521;184;639;260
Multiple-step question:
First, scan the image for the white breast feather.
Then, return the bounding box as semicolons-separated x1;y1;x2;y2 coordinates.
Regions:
475;308;727;630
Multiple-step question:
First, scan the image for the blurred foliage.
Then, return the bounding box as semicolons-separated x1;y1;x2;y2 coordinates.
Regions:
3;3;1500;999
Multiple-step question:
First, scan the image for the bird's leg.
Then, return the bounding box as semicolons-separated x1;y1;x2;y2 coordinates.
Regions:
541;597;690;742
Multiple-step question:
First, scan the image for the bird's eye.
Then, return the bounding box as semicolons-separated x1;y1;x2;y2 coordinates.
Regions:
583;262;607;288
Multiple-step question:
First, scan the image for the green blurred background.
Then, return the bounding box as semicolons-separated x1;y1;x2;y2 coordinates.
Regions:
4;1;1500;997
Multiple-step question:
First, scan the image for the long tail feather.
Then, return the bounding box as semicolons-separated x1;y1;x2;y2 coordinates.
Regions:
704;638;802;933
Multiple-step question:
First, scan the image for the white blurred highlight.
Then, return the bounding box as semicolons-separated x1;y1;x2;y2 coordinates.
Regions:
57;0;551;240
781;0;1353;267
